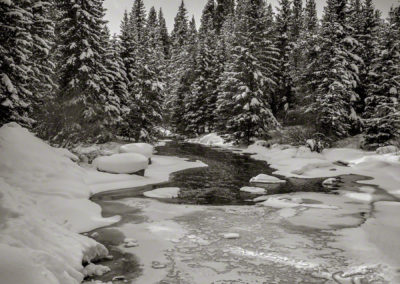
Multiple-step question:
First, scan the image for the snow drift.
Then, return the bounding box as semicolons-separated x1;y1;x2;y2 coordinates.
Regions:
0;123;116;284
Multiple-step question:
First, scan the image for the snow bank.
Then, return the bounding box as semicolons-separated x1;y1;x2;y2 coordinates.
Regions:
143;187;180;199
240;186;266;194
93;153;148;174
188;133;233;147
250;174;286;184
244;142;400;198
0;123;114;284
119;143;154;158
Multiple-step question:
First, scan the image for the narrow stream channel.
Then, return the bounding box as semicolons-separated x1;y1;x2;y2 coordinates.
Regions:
94;141;328;205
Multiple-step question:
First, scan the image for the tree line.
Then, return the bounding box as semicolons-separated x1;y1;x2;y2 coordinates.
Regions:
0;0;399;147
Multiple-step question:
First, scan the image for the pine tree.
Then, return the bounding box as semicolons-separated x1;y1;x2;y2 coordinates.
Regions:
296;0;320;115
274;0;293;115
217;0;280;144
168;1;193;134
352;0;381;114
214;0;235;34
158;8;170;59
99;26;128;136
29;0;56;130
313;0;360;138
184;0;219;135
0;0;33;126
364;5;400;146
55;0;110;143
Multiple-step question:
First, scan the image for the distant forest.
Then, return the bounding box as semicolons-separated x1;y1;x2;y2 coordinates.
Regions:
0;0;399;147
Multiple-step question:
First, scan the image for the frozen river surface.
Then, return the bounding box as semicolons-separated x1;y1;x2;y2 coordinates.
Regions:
88;142;400;283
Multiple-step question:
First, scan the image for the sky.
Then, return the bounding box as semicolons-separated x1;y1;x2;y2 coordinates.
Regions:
104;0;400;35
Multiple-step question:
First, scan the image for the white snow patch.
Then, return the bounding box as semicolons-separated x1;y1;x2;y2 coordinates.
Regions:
250;174;286;184
223;233;240;239
119;143;154;158
243;143;400;198
144;187;180;199
188;133;233;147
93;153;148;174
240;186;267;194
83;263;110;277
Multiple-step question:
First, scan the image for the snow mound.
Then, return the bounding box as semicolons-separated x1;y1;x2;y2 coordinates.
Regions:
240;186;267;194
259;195;338;209
376;145;399;155
0;123;114;284
93;153;148;174
250;174;286;184
144;187;180;199
188;133;233;147
119;143;154;158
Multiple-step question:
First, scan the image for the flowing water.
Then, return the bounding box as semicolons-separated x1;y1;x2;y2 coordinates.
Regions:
95;141;327;205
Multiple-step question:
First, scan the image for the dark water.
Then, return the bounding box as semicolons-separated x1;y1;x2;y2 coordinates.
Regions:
94;141;328;205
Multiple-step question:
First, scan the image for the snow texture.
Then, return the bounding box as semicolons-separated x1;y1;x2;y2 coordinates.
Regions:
93;153;148;174
250;174;286;184
143;187;180;199
119;143;154;158
240;186;267;194
244;142;400;198
0;123;112;284
188;133;233;147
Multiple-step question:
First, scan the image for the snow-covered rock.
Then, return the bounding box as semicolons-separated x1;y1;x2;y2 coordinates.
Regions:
253;195;270;202
376;145;399;155
240;186;267;195
223;233;240;239
143;187;180;199
188;133;233;147
93;153;148;174
124;238;139;248
119;143;154;159
250;174;286;184
83;263;111;277
322;177;339;188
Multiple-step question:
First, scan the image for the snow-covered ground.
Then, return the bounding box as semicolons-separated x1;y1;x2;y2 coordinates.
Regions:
0;123;205;284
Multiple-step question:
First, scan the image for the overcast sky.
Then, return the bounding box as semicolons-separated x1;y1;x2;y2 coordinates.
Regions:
104;0;400;35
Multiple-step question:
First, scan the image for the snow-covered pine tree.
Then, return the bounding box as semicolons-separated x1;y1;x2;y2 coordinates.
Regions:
133;6;165;141
313;0;361;138
29;0;56;130
127;0;164;141
214;0;235;34
167;1;193;134
288;0;305;118
0;0;33;126
217;0;280;144
274;0;293;116
352;0;381;114
296;0;320;114
99;26;128;137
364;5;400;147
158;8;170;59
184;0;219;135
55;0;110;143
119;10;140;139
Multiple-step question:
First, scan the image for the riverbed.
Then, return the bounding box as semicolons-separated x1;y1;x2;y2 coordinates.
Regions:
85;142;400;283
